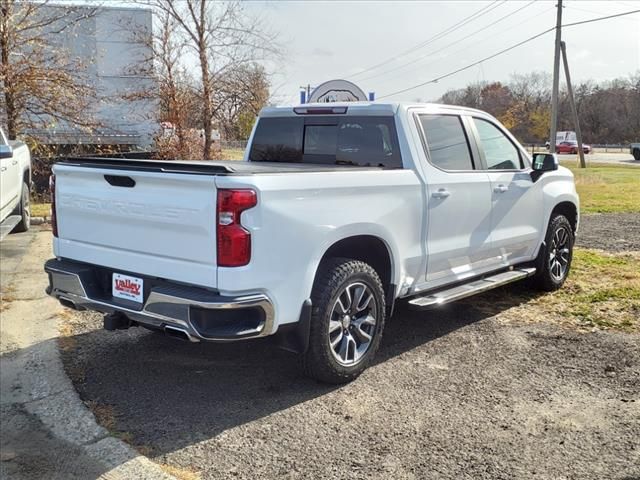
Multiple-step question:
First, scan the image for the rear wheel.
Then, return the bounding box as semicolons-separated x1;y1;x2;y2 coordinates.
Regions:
303;258;386;384
530;214;574;291
13;182;30;233
633;148;640;161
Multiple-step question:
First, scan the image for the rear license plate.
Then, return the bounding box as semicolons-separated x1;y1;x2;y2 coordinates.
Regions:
112;273;143;304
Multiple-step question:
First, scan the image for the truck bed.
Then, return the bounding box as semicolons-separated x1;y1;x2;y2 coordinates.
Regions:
60;157;388;176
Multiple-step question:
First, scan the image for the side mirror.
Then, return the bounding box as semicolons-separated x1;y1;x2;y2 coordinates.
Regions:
0;144;13;159
532;152;558;172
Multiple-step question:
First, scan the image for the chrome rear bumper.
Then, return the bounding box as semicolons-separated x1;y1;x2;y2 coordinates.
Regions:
45;258;274;342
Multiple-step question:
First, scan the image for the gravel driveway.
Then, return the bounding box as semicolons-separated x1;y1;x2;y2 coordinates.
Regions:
576;213;640;252
60;213;640;480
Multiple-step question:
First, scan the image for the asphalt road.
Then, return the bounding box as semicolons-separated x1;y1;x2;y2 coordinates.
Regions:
58;215;640;480
557;152;639;166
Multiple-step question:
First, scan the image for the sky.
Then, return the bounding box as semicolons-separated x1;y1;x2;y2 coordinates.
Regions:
245;0;640;104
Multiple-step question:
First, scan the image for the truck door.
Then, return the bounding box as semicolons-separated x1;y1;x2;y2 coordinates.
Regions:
469;117;543;265
415;112;497;285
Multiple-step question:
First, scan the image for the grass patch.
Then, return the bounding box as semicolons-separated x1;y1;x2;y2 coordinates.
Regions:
57;313;78;353
30;203;51;217
158;464;201;480
220;148;244;160
0;285;17;312
467;248;640;333
561;162;640;214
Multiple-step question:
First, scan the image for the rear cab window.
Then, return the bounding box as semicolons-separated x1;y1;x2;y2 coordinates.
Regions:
249;116;403;168
417;114;475;171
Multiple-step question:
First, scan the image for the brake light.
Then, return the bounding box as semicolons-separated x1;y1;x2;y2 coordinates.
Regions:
293;106;348;115
216;189;257;267
50;175;58;238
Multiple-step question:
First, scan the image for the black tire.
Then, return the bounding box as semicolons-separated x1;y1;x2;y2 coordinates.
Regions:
303;257;386;384
633;148;640;161
530;214;574;291
12;182;30;233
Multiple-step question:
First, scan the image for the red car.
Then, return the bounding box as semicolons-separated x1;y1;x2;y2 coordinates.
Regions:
556;140;591;154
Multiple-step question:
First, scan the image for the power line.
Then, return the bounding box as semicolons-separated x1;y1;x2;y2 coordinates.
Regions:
562;9;640;27
347;0;505;79
358;0;538;84
378;27;555;99
377;8;640;100
563;3;639;23
369;4;555;87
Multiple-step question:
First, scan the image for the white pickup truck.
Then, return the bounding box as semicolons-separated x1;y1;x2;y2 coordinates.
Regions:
45;103;579;383
0;126;31;238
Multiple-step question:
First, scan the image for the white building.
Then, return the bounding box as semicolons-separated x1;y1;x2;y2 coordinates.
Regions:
34;4;157;147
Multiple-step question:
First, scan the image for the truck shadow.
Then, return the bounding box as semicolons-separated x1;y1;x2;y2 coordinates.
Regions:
54;283;539;460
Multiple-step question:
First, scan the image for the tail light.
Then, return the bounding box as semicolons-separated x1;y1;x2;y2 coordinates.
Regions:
217;189;257;267
49;175;58;237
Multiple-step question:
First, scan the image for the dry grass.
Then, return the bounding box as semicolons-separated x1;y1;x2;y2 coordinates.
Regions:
30;202;51;217
220;148;244;161
0;285;17;312
57;310;78;352
158;464;201;480
84;399;136;443
85;400;118;431
466;248;640;332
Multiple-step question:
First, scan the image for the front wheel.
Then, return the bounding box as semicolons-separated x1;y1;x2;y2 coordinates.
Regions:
303;258;386;384
530;214;574;291
13;182;30;233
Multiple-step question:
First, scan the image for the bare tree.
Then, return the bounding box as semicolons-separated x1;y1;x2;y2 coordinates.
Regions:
124;7;203;158
145;0;278;159
0;0;97;139
214;63;270;141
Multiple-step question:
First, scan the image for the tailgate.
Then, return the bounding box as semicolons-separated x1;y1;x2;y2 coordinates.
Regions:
53;164;219;288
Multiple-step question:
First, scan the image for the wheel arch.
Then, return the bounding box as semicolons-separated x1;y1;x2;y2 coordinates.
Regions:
314;234;397;314
22;167;31;186
550;201;578;233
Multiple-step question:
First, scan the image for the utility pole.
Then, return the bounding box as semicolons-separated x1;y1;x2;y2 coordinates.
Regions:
299;84;313;104
549;0;563;154
561;41;586;168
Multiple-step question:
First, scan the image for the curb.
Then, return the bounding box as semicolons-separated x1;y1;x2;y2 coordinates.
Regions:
2;230;177;479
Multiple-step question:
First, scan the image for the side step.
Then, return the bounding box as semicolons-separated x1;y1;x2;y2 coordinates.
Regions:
0;215;21;242
408;267;536;309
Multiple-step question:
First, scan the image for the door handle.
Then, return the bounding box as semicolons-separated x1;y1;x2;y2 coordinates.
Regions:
432;188;451;199
11;160;18;165
0;166;6;172
493;184;509;193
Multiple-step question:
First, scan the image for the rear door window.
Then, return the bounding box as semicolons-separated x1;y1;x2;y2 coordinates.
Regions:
249;116;402;168
418;114;475;170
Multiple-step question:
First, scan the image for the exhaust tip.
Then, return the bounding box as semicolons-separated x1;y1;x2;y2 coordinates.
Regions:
164;326;192;342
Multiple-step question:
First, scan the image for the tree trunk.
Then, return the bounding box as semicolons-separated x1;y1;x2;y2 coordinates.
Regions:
0;2;17;139
199;48;212;160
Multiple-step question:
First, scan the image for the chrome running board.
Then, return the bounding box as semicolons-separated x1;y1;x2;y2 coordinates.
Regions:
0;215;21;241
408;268;536;309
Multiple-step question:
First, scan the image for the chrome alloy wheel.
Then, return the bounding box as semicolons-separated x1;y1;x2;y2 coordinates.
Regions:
328;282;377;366
549;225;570;282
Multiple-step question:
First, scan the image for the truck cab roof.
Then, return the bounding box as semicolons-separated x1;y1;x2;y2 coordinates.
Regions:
260;102;489;118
